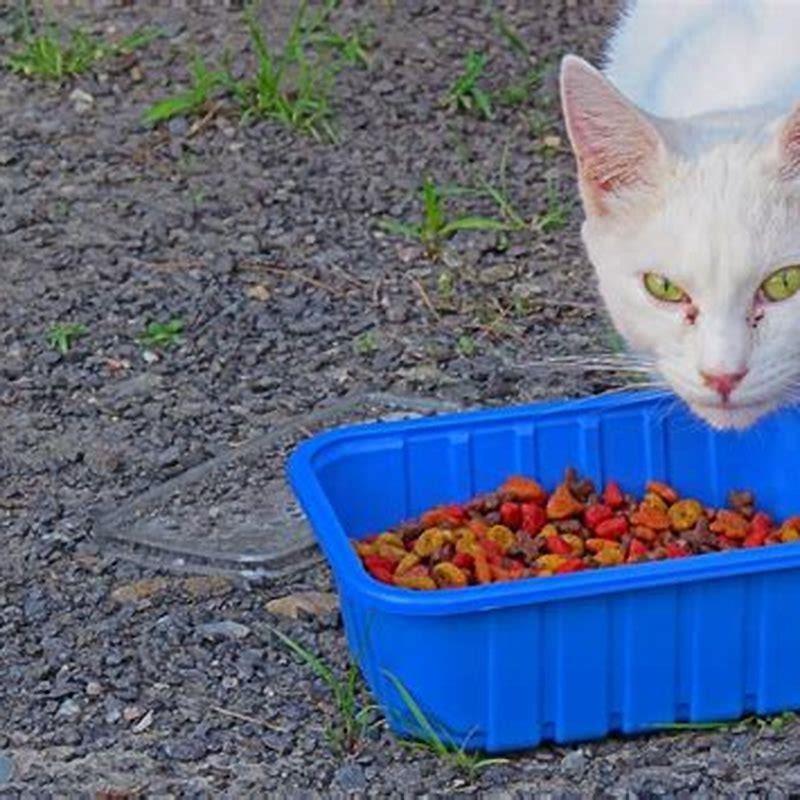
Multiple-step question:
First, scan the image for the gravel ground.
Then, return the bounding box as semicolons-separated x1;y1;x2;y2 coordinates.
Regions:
2;1;800;797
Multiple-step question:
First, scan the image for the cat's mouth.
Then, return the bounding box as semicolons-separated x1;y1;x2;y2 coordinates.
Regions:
690;397;776;429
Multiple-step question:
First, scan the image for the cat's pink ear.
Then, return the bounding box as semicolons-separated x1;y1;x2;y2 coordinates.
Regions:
560;55;666;215
778;104;800;179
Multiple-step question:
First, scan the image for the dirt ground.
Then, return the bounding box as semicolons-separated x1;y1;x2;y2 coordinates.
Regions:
2;1;799;797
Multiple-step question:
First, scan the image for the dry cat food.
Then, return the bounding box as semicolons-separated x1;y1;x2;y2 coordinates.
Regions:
353;470;800;590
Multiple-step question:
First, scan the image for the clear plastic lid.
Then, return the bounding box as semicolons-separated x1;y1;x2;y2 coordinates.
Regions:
94;392;463;580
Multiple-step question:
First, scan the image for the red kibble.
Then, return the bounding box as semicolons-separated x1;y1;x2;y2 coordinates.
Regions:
421;504;466;528
627;538;649;562
363;555;397;583
665;542;690;559
500;502;523;529
603;481;625;509
452;552;474;570
584;503;614;531
520;502;547;535
554;557;585;574
595;516;629;540
545;535;573;555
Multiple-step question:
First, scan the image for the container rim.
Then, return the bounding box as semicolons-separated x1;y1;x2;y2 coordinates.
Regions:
287;389;800;616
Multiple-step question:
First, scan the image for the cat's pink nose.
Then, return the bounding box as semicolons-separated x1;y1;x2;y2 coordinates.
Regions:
700;369;748;401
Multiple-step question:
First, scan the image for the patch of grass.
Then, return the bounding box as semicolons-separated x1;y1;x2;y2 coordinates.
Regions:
46;322;87;355
302;0;372;67
456;334;477;357
379;176;512;258
353;330;378;355
270;626;376;753
443;50;493;120
143;53;231;125
6;7;157;81
537;179;569;233
145;1;365;141
140;318;184;350
525;109;552;139
383;670;508;779
497;67;543;108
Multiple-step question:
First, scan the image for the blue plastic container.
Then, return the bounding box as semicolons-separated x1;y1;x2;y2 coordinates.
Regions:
287;390;800;752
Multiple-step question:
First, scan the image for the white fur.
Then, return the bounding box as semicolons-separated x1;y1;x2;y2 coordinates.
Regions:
561;0;800;429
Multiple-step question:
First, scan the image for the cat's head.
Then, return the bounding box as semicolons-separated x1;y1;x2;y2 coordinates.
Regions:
560;55;800;429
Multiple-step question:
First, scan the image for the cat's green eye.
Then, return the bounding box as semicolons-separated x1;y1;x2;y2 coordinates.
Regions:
643;272;687;303
761;265;800;302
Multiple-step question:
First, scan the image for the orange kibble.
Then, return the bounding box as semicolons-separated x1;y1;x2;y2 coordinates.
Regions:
376;532;405;549
668;499;703;532
545;484;585;520
641;492;668;512
500;475;547;504
781;525;800;543
586;538;620;553
354;540;377;557
593;544;624;566
432;562;468;588
535;554;568;571
486;525;516;553
473;550;492;584
633;525;657;542
647;480;679;505
630;505;671;531
561;533;585;556
710;509;749;540
538;523;560;539
467;518;489;536
373;541;407;561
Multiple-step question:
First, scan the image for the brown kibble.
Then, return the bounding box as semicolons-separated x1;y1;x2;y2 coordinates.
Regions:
668;499;704;532
546;484;585;520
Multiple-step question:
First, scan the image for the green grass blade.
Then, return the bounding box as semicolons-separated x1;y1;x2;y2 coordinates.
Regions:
471;87;494;120
269;625;338;692
441;216;512;236
143;91;200;124
382;670;449;757
377;219;422;238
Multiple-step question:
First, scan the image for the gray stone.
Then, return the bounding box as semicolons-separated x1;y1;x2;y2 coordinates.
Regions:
334;763;367;793
0;754;13;785
198;621;251;640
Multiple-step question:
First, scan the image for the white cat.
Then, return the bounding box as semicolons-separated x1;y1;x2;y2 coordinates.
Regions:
560;0;800;429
